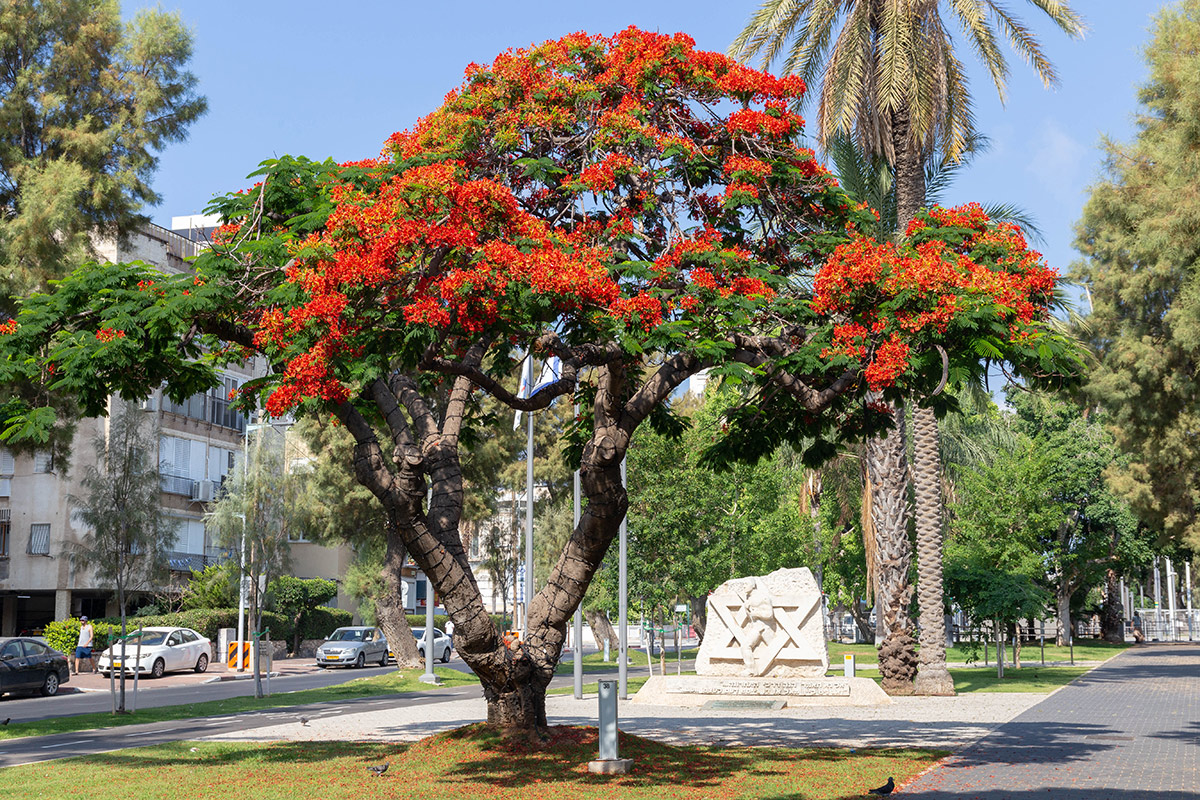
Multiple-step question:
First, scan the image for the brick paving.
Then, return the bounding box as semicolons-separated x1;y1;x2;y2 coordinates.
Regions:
901;644;1200;799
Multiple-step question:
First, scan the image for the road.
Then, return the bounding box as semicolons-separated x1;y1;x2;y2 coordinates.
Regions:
0;683;483;768
0;662;410;723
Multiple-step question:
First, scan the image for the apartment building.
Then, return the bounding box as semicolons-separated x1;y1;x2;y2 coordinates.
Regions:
0;222;354;635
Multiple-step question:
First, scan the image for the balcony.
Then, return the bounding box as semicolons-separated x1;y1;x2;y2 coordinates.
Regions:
160;474;196;497
165;546;234;573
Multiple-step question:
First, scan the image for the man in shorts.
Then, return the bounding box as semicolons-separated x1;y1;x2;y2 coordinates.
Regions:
75;616;95;675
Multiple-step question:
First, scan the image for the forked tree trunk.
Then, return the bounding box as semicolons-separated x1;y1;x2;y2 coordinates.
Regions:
865;398;916;695
912;405;955;695
585;609;619;652
376;519;421;668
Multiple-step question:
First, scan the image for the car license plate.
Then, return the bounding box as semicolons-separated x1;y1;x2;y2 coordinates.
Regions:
325;656;338;661
113;661;122;667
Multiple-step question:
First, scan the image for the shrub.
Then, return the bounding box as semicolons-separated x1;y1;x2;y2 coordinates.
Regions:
94;609;294;647
42;618;118;655
298;607;353;643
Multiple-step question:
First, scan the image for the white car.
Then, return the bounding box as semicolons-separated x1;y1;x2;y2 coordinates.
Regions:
97;627;212;678
413;627;452;663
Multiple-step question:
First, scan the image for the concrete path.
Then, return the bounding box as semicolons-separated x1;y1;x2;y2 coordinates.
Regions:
901;644;1200;799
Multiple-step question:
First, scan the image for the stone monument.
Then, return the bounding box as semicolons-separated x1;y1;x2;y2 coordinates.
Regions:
630;566;889;707
695;567;828;678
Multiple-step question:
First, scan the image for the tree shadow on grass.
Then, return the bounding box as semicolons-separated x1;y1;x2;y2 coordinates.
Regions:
426;724;940;793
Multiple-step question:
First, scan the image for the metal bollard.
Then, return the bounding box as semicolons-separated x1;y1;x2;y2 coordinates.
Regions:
598;679;618;760
588;679;633;774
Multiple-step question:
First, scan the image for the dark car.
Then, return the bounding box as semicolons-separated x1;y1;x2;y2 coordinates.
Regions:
0;637;70;697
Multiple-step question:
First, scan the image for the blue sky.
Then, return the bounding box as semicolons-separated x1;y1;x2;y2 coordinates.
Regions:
129;1;1166;301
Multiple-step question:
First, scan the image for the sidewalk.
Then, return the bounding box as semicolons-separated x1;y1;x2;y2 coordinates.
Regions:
900;643;1200;799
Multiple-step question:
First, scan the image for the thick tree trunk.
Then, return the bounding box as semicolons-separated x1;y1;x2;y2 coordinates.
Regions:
1101;568;1124;644
848;599;875;642
1056;586;1072;647
865;398;916;695
891;105;927;234
376;518;421;668
585;609;619;652
912;405;955;695
689;596;707;644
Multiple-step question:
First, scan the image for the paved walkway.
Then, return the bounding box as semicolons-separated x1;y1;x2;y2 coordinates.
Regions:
901;644;1200;799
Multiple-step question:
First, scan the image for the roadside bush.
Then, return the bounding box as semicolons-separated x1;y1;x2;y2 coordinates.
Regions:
42;618;118;655
298;607;353;643
403;613;506;632
95;609;294;647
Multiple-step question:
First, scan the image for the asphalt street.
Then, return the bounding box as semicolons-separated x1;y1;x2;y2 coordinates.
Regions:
0;682;483;768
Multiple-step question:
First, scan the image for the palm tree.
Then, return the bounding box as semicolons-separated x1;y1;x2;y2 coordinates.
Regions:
732;0;1084;695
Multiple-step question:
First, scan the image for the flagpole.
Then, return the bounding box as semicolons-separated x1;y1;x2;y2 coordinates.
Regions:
573;402;583;699
524;394;535;639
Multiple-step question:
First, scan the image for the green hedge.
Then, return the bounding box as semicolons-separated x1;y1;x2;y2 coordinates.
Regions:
42;619;120;655
298;608;353;641
91;609;294;647
404;613;507;632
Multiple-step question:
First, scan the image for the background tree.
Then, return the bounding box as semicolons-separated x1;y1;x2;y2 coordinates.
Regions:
180;562;238;610
0;31;1075;734
1074;0;1200;552
205;426;297;698
732;0;1084;696
69;397;174;712
268;576;337;655
0;0;206;300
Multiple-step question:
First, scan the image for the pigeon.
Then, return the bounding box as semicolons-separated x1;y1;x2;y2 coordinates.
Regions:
299;716;309;727
367;763;389;777
1;718;9;726
867;776;895;796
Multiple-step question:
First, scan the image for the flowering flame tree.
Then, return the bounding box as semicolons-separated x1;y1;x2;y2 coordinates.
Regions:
0;29;1076;731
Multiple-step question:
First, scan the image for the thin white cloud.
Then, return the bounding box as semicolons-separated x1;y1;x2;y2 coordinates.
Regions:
1026;120;1087;205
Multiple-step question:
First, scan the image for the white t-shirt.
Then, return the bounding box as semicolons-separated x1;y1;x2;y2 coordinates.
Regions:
77;623;94;648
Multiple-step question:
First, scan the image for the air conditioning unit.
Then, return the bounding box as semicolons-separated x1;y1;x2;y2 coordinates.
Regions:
190;480;215;503
140;396;157;412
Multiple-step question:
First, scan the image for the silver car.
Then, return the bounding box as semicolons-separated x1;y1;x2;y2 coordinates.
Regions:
315;626;388;668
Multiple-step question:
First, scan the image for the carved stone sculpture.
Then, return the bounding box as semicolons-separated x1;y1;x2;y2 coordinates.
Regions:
695;567;829;678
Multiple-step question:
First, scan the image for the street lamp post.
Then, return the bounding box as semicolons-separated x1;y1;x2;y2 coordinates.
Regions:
236;420;274;672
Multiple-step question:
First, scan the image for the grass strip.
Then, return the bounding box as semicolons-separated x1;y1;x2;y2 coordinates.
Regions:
548;676;651;696
828;665;1094;693
0;725;947;800
0;666;476;740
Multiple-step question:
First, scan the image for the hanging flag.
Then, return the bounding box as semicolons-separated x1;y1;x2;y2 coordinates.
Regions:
533;356;561;394
513;355;533;431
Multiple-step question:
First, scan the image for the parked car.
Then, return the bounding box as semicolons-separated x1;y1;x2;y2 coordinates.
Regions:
0;637;70;696
97;627;212;678
413;627;452;663
315;626;389;668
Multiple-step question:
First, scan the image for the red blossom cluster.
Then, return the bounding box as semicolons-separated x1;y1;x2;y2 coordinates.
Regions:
812;204;1058;388
239;27;850;414
0;320;16;335
95;328;125;343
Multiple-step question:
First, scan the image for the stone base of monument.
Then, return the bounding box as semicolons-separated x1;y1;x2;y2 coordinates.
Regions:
631;675;892;707
587;758;635;774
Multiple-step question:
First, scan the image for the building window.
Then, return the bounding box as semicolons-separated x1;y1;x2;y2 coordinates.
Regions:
0;509;9;557
0;448;13;475
33;451;53;474
28;523;50;555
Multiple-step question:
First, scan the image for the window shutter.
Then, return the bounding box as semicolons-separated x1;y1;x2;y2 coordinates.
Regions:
0;449;13;475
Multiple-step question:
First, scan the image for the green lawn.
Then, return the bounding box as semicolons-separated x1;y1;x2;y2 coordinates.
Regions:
829;665;1093;693
0;666;476;740
554;647;699;674
0;726;946;800
826;639;1130;666
548;676;651;695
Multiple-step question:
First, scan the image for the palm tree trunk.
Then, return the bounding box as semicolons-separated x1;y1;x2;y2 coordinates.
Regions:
865;398;916;695
912;405;955;695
